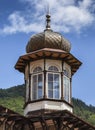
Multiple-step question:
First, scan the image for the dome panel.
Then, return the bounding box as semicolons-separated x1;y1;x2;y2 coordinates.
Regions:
26;30;71;53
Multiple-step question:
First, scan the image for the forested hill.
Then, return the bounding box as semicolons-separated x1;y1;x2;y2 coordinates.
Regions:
0;84;25;98
0;85;95;125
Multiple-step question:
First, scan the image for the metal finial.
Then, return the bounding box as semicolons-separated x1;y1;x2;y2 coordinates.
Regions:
44;3;52;31
46;13;51;30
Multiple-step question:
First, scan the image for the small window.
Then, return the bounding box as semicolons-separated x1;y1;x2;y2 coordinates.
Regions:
32;66;43;100
33;67;42;73
64;68;69;77
48;73;60;99
48;66;60;99
32;74;43;99
64;75;70;102
48;66;59;72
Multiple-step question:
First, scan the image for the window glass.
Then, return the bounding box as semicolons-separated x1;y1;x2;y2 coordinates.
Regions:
54;74;59;82
48;73;53;81
48;66;59;72
33;67;42;73
38;74;42;98
64;75;70;102
64;66;70;77
32;75;37;99
48;73;60;99
32;67;43;100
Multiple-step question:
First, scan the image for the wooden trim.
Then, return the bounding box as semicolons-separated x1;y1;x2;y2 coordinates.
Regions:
24;79;26;103
61;72;64;100
15;49;82;76
70;78;72;105
61;61;64;100
28;63;31;101
43;58;47;98
0;105;95;130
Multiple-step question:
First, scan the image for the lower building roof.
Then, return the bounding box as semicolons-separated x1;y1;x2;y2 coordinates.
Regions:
0;105;95;130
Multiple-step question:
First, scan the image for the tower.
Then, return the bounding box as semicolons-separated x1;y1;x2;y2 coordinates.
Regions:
15;14;81;116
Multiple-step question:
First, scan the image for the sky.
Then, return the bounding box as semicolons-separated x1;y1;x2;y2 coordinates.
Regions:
0;0;95;106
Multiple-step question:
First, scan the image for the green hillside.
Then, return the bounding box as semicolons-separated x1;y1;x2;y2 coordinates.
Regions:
0;84;25;98
0;85;25;114
73;98;95;126
0;96;24;114
0;85;95;126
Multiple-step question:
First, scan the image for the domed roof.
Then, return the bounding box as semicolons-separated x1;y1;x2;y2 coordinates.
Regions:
26;14;71;53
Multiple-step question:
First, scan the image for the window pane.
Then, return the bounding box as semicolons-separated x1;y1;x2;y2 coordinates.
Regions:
48;90;53;98
48;66;59;72
38;74;42;98
54;74;59;81
48;73;53;81
54;82;59;89
64;68;69;77
37;67;42;72
48;66;53;71
54;90;59;99
64;76;70;102
48;73;60;99
33;75;37;82
38;74;42;88
38;74;42;81
38;89;42;98
33;82;37;100
32;75;37;99
33;67;42;73
48;82;53;89
32;74;43;100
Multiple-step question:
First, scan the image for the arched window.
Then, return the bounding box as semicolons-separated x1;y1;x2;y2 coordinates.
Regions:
32;67;43;100
63;68;70;102
33;67;42;73
48;66;59;72
48;66;60;99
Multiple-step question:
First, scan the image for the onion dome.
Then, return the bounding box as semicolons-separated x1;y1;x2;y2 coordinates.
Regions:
26;14;71;53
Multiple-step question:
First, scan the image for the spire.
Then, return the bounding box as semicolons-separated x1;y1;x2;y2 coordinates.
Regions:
46;13;51;30
45;4;52;31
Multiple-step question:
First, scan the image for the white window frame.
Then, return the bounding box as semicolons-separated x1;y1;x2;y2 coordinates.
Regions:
47;65;61;99
31;66;43;100
63;75;70;102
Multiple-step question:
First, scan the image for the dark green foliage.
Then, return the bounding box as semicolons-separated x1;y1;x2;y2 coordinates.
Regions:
0;85;95;126
72;97;95;125
88;114;95;126
0;84;25;98
0;84;25;114
0;97;24;114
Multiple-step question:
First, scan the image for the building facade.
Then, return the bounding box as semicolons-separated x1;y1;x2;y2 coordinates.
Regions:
15;14;81;117
0;14;95;130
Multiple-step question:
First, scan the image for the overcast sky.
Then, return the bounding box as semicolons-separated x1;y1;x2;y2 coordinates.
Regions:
0;0;95;106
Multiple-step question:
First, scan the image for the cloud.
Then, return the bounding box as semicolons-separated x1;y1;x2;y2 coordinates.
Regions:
0;12;44;34
0;0;95;34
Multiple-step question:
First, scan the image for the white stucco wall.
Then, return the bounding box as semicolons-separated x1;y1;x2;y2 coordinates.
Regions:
24;100;73;116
